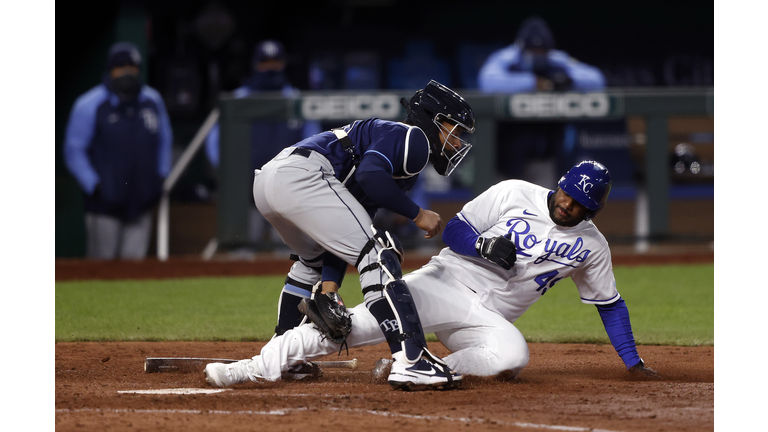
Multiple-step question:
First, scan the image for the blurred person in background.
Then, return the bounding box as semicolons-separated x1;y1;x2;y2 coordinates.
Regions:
205;39;321;250
63;41;173;260
478;16;605;186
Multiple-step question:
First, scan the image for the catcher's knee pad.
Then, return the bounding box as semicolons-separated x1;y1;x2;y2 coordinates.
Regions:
356;226;404;275
366;279;427;362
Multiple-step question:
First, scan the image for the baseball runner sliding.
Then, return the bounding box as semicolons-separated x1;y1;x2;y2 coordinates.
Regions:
206;80;476;391
205;159;660;390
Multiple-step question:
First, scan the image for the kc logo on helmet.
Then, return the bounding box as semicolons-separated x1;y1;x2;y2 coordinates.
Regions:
576;174;593;193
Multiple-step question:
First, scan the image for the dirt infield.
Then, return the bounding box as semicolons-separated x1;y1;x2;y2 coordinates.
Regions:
55;342;713;432
55;253;714;431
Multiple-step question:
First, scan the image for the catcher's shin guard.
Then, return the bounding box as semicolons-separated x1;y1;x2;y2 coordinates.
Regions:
363;226;427;362
367;279;428;362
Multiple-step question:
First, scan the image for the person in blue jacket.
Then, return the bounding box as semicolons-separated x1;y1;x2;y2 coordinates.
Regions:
205;39;321;247
63;41;173;260
477;16;606;185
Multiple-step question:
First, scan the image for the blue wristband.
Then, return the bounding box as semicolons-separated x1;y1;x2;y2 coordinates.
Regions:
321;251;348;287
595;299;642;369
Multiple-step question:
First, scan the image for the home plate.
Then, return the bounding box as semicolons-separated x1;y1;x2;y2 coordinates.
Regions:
118;388;230;395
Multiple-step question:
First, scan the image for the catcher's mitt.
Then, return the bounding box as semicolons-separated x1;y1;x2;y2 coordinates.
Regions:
298;292;353;346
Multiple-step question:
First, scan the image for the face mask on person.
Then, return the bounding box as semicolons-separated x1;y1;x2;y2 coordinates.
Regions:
112;73;141;102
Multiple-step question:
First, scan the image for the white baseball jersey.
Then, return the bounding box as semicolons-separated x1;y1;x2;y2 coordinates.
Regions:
433;179;619;323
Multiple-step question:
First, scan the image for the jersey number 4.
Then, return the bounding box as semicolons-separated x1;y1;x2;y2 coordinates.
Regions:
534;270;563;295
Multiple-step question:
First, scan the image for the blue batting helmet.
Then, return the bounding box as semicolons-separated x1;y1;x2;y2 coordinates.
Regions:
557;161;612;221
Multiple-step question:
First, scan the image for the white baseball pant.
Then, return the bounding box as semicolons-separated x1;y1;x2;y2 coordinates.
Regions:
252;257;529;380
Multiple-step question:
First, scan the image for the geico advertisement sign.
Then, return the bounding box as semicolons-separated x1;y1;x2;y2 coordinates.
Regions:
509;93;611;118
301;94;402;120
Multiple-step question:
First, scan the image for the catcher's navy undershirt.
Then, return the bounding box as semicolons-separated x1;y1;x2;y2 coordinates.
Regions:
322;252;348;286
295;118;429;220
356;160;420;220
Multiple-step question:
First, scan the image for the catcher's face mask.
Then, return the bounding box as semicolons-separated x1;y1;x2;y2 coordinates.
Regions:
434;116;473;177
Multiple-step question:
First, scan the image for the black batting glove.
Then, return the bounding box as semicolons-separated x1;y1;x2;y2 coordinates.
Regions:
475;233;517;270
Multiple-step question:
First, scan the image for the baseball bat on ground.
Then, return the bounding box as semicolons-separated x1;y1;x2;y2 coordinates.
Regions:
144;357;358;373
308;358;358;369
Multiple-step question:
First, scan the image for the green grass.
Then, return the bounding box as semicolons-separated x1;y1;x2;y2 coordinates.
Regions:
514;264;714;346
55;264;713;346
55;275;365;342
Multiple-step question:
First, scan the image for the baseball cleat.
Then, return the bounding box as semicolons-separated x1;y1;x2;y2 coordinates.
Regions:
388;352;462;391
204;359;262;387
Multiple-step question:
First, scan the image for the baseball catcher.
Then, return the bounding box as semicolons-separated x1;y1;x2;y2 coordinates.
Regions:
238;80;475;391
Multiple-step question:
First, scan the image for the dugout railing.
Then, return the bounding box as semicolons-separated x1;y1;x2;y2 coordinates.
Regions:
156;88;713;260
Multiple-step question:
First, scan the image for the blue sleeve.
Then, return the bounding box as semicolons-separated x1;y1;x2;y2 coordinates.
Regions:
477;45;538;93
595;298;642;369
442;216;481;257
356;157;420;219
566;64;605;91
63;87;103;194
156;95;173;178
204;86;248;169
143;87;173;178
478;46;605;93
204;85;255;169
322;251;348;287
408;176;429;209
205;123;220;168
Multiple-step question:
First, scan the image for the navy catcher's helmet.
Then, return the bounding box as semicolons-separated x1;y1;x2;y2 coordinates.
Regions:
557;161;612;221
401;80;475;176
